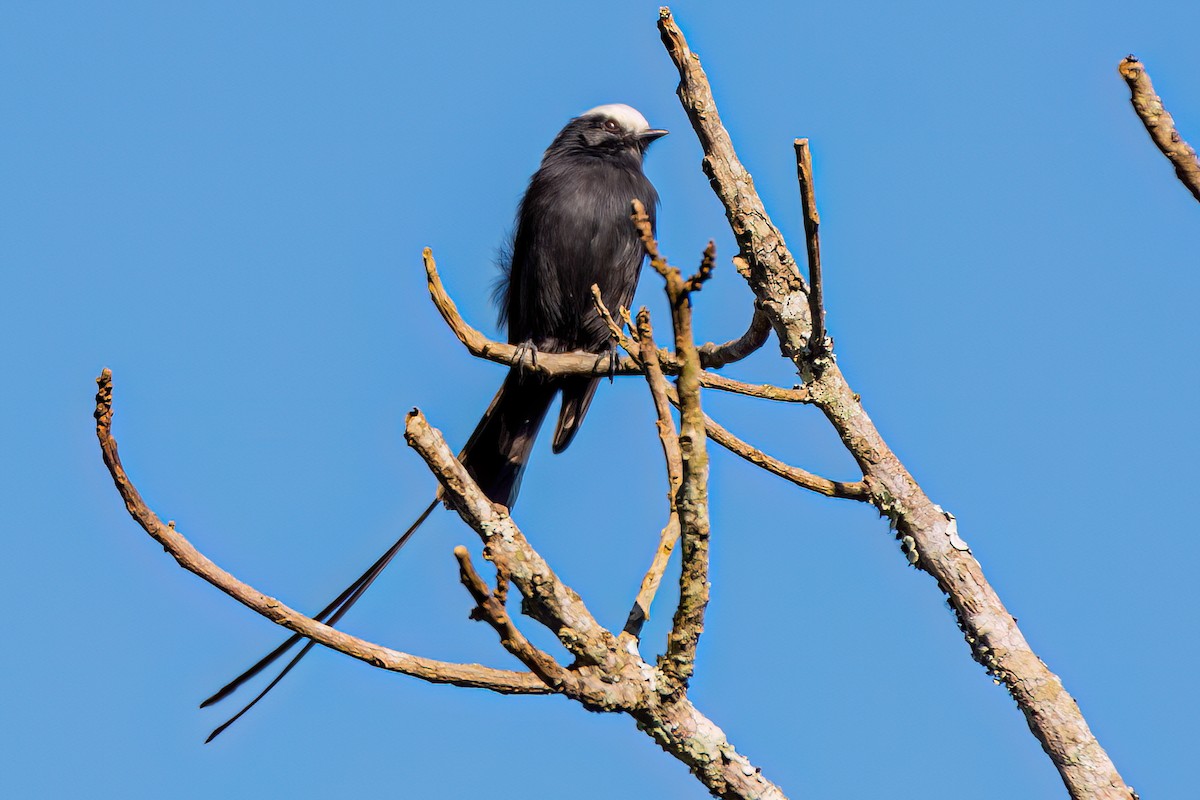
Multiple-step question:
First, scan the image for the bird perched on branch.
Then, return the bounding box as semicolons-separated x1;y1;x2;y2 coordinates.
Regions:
201;103;667;740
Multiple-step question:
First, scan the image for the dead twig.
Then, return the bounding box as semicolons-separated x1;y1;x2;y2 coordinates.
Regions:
794;138;828;356
685;240;717;294
665;384;869;500
697;307;772;368
1119;55;1200;203
697;372;810;403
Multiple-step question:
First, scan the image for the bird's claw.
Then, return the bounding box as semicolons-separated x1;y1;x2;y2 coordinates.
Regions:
592;348;619;383
512;340;540;379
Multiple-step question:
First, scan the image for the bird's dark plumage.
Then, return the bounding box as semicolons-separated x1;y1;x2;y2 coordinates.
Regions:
468;103;664;502
202;104;665;739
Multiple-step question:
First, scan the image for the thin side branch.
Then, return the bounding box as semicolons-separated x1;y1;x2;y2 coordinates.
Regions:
667;385;868;500
623;517;681;640
632;203;674;283
633;307;685;494
685;240;717;293
589;284;638;354
93;369;549;696
697;307;771;368
698;372;811;403
1119;55;1200;203
453;546;574;691
794;138;828;355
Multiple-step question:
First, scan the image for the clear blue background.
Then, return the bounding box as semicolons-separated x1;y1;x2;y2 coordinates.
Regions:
3;2;1196;797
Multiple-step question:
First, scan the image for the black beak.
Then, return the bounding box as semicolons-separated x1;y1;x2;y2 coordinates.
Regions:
639;129;669;144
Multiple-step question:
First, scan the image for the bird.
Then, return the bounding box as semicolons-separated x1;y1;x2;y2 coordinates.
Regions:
200;104;667;741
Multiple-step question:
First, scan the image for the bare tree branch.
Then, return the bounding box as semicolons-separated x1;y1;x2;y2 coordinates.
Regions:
658;7;1135;798
1120;55;1200;203
684;240;717;294
424;247;802;401
588;283;638;354
623;516;681;641
632;307;685;493
93;369;550;696
631;696;788;800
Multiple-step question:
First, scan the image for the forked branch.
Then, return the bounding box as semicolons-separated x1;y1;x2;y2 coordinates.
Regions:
404;409;623;679
590;282;855;501
423;248;785;395
625;206;712;693
619;309;685;641
453;546;574;690
405;408;788;800
665;384;869;500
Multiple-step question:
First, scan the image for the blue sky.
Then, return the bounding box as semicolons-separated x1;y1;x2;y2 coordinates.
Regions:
3;2;1197;797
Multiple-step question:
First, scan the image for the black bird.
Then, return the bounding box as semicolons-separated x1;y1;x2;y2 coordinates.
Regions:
201;104;667;741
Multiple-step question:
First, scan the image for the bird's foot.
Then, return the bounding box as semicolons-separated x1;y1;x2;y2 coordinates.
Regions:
604;347;620;383
512;339;540;378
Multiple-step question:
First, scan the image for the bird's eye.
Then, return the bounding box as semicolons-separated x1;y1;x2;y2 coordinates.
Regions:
602;119;621;133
